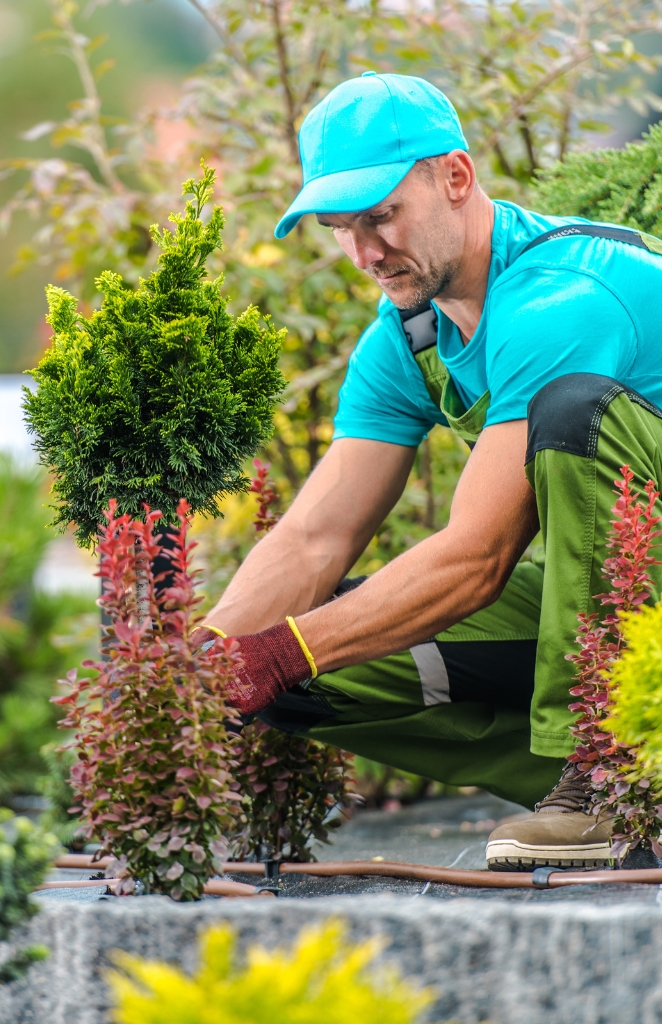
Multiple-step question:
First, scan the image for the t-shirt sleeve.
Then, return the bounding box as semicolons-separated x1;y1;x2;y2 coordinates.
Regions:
333;316;447;446
484;267;638;426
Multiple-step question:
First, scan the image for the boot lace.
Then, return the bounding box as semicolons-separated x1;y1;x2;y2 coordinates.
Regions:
535;764;592;814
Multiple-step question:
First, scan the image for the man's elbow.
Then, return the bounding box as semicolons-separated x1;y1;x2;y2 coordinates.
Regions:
466;549;520;612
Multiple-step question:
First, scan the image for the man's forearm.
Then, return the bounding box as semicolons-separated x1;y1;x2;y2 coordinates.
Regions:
197;424;537;718
203;519;345;636
294;516;529;671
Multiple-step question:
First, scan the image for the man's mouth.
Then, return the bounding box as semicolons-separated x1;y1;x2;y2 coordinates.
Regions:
374;268;408;285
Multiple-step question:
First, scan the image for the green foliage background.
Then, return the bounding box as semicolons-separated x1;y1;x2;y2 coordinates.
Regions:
0;809;59;941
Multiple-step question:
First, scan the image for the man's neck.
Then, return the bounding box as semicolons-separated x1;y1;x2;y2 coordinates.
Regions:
433;193;495;345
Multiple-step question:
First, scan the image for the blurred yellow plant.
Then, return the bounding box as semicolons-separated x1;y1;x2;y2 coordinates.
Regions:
606;601;662;775
109;920;436;1024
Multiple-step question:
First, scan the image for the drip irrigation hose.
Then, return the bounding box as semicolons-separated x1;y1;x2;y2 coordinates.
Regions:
52;854;662;890
36;873;276;898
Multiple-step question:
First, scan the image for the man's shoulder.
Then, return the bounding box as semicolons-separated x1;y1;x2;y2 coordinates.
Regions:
493;200;662;288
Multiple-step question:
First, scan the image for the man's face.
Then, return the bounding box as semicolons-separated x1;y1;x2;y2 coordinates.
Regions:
316;156;465;310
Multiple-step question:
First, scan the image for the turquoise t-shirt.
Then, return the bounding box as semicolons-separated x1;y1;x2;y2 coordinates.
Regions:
333;200;662;446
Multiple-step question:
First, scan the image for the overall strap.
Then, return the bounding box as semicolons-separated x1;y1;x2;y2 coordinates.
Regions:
400;305;437;354
521;222;662;256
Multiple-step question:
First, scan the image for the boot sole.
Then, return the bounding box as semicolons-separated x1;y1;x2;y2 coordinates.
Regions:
486;838;612;871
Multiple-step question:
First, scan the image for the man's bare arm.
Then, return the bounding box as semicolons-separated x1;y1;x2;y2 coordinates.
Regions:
297;419;538;670
203;438;416;636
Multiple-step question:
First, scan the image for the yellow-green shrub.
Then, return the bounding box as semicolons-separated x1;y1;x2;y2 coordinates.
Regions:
109;920;436;1024
607;601;662;775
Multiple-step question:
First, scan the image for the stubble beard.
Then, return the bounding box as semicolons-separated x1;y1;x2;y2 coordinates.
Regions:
369;256;461;312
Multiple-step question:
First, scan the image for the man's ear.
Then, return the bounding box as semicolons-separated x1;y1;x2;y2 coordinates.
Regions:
441;150;476;209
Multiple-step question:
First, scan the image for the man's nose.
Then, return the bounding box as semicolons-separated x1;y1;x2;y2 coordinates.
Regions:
344;231;386;271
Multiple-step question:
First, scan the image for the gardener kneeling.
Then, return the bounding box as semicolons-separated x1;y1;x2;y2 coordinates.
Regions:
196;73;662;870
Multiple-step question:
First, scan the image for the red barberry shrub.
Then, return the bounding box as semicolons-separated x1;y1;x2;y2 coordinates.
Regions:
53;499;244;899
230;721;360;862
567;466;662;860
229;462;360;862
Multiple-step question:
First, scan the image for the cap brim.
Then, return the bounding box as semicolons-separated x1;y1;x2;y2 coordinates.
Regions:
274;160;415;238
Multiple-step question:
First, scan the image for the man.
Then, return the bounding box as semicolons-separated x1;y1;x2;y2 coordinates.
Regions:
196;73;662;869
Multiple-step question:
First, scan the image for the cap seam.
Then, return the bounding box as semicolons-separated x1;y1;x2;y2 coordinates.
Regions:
319;97;330;177
380;75;403;162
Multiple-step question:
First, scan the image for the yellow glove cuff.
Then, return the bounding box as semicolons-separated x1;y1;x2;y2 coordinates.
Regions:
192;624;227;639
286;616;318;679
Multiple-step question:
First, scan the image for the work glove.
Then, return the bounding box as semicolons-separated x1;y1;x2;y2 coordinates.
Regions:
193;577;366;716
193;617;316;717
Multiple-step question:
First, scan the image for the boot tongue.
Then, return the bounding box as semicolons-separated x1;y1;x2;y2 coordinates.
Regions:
535;765;591;815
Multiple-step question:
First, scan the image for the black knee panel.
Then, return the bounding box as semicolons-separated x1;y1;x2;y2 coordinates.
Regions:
525;373;662;464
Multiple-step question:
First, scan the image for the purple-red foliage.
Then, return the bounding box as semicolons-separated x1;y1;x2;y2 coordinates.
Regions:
230;721;360;862
53;499;245;900
567;466;662;859
249;458;279;534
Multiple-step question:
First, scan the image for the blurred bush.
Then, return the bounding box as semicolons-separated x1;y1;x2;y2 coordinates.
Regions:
36;742;81;848
0;809;59;984
0;455;96;804
109;920;436;1024
0;808;59;940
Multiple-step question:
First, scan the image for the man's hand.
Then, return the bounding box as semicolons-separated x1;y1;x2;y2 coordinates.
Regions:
295;419;537;671
196;620;313;716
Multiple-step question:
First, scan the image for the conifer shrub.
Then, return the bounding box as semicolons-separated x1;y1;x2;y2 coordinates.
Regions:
53;501;245;900
23;164;286;548
566;467;662;860
532;123;662;238
109;920;436;1024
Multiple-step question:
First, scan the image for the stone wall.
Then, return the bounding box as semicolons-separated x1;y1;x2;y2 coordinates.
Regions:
2;895;662;1023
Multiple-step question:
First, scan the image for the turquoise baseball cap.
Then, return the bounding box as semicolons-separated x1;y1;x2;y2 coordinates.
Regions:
274;72;468;239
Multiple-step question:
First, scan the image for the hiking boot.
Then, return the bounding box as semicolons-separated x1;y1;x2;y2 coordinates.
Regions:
485;763;613;870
